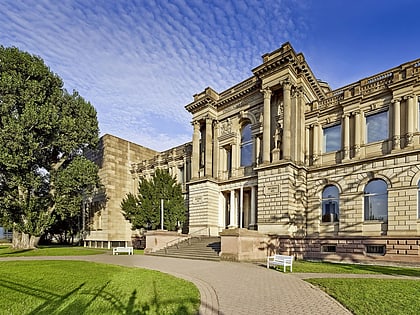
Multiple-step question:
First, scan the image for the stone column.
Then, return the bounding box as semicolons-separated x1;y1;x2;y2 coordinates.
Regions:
229;190;237;228
406;95;415;145
354;111;361;157
298;88;306;163
305;126;310;165
205;117;213;176
239;185;244;229
392;98;401;149
250;186;256;228
192;121;200;178
255;135;261;165
261;88;272;163
343;113;350;160
231;141;238;177
283;81;292;160
213;121;219;178
312;124;319;163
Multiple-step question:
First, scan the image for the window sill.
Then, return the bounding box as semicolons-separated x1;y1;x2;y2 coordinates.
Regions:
364;220;387;224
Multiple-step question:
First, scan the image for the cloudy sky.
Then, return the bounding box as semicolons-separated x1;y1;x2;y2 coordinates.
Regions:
1;0;419;151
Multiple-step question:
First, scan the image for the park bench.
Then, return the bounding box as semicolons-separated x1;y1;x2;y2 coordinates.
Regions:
112;246;134;255
267;254;293;272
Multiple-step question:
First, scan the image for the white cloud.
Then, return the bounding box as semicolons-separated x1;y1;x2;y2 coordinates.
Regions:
0;0;309;151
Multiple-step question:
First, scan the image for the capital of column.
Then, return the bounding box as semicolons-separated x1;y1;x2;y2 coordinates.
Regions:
281;79;292;91
291;86;303;98
205;117;213;125
260;87;272;99
403;95;414;101
391;97;401;104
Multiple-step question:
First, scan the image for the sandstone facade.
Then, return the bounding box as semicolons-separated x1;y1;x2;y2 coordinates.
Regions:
90;43;420;264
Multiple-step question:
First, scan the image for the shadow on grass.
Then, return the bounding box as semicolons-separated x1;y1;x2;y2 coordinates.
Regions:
0;277;199;314
0;248;34;256
293;261;420;277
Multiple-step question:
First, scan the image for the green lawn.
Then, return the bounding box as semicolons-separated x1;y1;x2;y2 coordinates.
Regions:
292;260;420;277
0;260;200;315
286;260;420;315
307;278;420;315
0;245;108;256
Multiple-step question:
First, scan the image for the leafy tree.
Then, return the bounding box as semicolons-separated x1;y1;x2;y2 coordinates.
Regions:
122;169;186;231
0;46;100;248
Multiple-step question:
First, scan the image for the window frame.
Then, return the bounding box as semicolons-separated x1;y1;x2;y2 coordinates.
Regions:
417;180;420;219
322;123;341;153
364;179;388;222
366;110;389;143
240;123;253;167
321;185;340;223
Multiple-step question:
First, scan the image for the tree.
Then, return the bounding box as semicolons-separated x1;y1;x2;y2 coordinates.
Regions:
0;46;100;249
121;169;186;231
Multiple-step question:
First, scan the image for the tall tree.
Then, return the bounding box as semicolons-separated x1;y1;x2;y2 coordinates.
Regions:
121;169;186;231
0;46;100;249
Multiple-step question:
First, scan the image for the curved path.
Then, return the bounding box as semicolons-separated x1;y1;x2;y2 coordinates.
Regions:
1;254;351;315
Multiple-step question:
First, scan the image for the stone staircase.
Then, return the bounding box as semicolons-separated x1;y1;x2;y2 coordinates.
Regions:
150;236;221;261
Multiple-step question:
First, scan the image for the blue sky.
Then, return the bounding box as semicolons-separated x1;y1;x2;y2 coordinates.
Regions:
1;0;419;151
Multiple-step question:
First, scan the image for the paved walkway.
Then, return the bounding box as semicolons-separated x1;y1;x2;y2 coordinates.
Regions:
0;254;352;315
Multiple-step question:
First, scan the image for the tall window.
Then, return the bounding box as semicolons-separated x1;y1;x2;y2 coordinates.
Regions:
366;111;388;143
226;146;232;177
417;180;420;219
323;124;341;153
240;123;253;167
321;185;339;222
418;97;420;131
364;179;388;222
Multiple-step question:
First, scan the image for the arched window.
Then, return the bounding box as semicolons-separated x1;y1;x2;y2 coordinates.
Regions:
321;185;339;222
240;123;253;167
364;179;388;222
417;180;420;219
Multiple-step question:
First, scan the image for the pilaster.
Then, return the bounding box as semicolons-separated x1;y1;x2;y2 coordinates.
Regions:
405;95;415;145
205;117;213;176
261;87;272;163
192;121;200;178
392;98;401;150
282;80;292;160
343;113;350;160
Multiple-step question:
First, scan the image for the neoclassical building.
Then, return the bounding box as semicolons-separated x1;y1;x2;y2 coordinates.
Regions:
88;43;420;264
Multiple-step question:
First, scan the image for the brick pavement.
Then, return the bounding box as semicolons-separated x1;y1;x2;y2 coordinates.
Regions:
1;255;359;314
19;254;352;315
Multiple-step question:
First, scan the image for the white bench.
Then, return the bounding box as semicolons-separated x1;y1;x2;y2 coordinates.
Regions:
267;254;293;272
112;246;134;255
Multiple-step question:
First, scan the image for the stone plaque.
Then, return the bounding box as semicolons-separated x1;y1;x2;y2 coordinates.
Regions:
264;185;279;195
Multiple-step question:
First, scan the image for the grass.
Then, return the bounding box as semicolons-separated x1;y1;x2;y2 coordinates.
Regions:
280;260;420;315
0;260;200;315
291;260;420;277
0;245;108;256
0;245;145;257
307;278;420;315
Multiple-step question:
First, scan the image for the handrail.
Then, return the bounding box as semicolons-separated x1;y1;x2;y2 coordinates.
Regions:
164;227;210;253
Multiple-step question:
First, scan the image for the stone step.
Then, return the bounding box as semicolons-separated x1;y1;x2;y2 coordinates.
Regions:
149;236;221;261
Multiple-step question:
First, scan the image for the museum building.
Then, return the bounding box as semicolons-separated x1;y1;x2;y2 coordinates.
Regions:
86;43;420;264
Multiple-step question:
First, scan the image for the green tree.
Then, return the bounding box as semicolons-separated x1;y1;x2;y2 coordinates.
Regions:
0;46;100;249
121;169;186;231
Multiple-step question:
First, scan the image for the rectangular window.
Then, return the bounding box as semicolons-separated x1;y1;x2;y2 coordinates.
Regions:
366;111;388;143
321;245;337;253
323;124;341;153
365;245;385;255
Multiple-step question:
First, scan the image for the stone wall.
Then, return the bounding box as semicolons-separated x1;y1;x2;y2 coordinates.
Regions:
86;134;158;247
